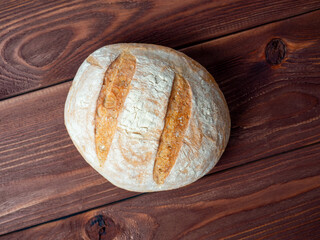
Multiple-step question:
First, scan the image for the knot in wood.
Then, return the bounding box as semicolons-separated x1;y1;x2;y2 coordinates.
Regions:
85;214;119;240
265;38;286;65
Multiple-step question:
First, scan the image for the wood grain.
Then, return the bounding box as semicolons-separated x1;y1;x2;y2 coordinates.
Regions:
184;10;320;173
1;10;320;235
2;142;320;239
1;0;320;100
0;83;138;235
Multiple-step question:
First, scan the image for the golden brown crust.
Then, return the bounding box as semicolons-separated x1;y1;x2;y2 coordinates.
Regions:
86;55;102;68
95;52;136;166
153;74;192;184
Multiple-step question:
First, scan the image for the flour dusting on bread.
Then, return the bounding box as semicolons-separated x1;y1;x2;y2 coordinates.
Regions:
65;43;230;192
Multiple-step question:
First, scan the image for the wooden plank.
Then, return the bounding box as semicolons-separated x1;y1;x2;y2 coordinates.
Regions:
184;10;320;173
1;10;320;235
1;0;320;100
2;142;320;239
0;83;140;235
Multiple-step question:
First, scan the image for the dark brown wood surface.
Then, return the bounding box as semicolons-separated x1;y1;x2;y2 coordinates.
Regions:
1;10;320;236
2;142;320;240
0;82;139;235
1;0;320;100
1;1;320;238
184;10;320;171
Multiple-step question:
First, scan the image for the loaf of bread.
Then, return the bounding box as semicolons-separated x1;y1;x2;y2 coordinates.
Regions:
64;43;230;192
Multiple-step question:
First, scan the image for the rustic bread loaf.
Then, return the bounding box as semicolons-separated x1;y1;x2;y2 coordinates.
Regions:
65;43;230;192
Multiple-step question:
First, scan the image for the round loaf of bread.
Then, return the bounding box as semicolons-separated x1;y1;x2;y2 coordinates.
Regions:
65;43;230;192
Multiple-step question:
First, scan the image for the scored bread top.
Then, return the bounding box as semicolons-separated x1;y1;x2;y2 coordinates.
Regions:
65;43;230;192
95;52;137;167
153;73;192;184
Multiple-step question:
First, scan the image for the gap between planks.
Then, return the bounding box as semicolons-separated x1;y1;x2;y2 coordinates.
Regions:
1;138;320;239
1;9;320;235
2;139;320;237
0;7;319;102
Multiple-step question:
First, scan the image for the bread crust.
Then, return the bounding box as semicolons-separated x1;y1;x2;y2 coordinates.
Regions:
153;73;192;184
65;43;230;192
95;52;136;166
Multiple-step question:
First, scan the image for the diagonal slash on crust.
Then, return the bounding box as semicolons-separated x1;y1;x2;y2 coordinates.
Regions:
95;52;136;167
153;73;192;184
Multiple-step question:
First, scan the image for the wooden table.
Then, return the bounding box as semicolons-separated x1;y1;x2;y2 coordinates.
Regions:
1;1;320;239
